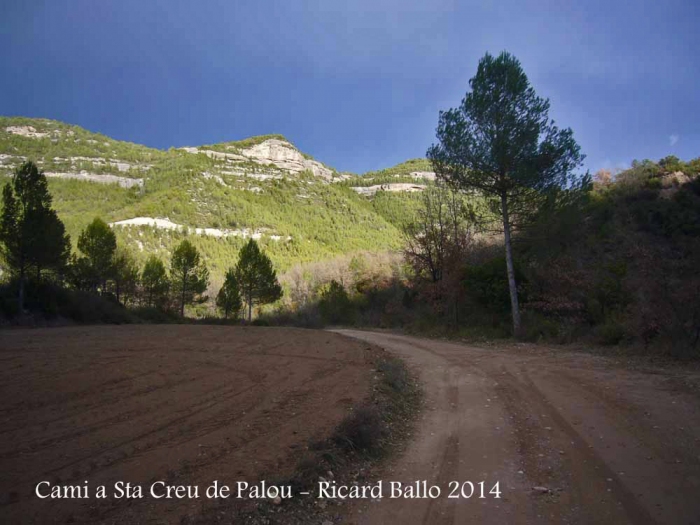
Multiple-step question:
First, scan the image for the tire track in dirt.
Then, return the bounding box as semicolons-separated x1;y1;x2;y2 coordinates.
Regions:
493;367;656;524
0;326;377;525
0;379;242;459
42;381;265;476
335;330;700;525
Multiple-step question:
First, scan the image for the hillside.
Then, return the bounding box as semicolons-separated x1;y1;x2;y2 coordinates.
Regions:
0;117;435;283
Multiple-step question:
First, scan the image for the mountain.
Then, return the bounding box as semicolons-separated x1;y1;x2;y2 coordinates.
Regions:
0;117;434;282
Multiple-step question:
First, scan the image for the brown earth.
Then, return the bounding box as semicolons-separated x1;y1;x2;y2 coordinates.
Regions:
334;330;700;525
0;325;378;524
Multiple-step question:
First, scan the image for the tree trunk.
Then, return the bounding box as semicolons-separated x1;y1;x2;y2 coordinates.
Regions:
18;272;25;313
501;193;522;338
180;273;187;318
247;292;252;323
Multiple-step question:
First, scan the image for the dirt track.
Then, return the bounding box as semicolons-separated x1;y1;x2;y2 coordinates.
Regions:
0;326;377;524
335;330;700;525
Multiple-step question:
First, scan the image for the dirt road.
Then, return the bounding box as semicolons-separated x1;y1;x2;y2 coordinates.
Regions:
334;330;700;525
0;325;378;524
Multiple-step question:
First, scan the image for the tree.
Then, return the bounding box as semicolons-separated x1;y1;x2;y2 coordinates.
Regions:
427;51;586;336
112;248;139;305
216;268;242;319
318;280;353;324
30;207;71;281
0;161;70;310
77;218;117;292
404;183;474;324
403;183;472;283
235;239;282;322
170;239;209;317
141;255;169;308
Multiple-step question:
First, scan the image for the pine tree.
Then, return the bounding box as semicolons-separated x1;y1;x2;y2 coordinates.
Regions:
30;207;71;281
216;268;242;319
235;239;282;322
141;255;169;308
427;52;587;337
76;218;117;292
112;248;139;305
171;239;209;317
0;161;71;310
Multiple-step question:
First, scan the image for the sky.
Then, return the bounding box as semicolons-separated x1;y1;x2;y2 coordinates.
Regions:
1;0;698;174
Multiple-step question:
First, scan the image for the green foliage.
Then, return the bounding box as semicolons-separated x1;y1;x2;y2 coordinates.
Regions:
112;248;139;305
427;51;586;202
170;239;209;317
235;239;282;321
0;279;132;324
0;161;71;309
370;191;424;230
32;207;71;280
0;117;419;281
203;134;291;152
427;51;587;336
76;217;117;290
216;267;242;319
141;255;169;308
464;257;527;314
318;280;354;324
616;159;663;187
344;158;434;187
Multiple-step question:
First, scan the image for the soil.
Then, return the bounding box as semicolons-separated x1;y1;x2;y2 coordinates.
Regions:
334;330;700;525
0;325;378;524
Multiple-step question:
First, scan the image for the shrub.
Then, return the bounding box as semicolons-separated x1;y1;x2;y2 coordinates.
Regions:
377;358;409;392
333;406;385;455
464;257;527;315
593;318;627;346
130;306;179;324
318;280;354;325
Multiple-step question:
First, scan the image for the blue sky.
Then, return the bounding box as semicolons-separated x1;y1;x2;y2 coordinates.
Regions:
1;0;698;174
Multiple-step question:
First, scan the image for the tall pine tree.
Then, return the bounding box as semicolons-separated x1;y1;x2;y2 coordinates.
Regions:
427;52;587;337
76;217;117;293
0;161;71;310
141;255;170;308
216;268;242;319
170;239;209;317
235;239;282;322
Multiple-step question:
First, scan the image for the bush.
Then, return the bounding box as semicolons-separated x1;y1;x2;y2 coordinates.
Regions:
464;257;527;315
130;306;179;324
0;279;134;324
333;406;385;455
318;280;355;325
377;358;409;392
593;318;626;346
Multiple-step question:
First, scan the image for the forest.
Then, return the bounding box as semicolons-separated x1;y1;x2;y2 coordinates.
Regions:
0;161;282;323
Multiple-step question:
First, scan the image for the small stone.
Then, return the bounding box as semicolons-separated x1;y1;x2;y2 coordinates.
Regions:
532;486;550;493
272;496;282;505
